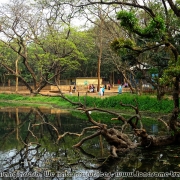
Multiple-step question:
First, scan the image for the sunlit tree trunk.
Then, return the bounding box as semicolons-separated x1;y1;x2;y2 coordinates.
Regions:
8;78;10;87
55;67;60;85
95;4;111;91
97;9;103;92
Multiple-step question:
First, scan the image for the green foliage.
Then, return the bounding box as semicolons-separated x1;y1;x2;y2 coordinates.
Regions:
164;66;180;77
0;41;21;70
142;16;165;38
66;94;176;113
82;94;174;113
148;68;159;75
116;11;165;39
36;28;87;72
176;0;180;8
160;56;180;85
0;93;71;108
0;93;175;113
117;11;139;31
111;38;136;53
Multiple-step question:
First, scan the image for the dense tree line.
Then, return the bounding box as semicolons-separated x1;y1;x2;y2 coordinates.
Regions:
0;0;179;97
0;0;120;92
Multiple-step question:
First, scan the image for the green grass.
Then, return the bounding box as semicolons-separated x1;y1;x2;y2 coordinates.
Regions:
0;93;72;108
0;93;175;113
84;94;174;113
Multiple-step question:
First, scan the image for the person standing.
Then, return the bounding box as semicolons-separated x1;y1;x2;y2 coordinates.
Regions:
108;84;111;90
102;86;105;96
99;87;103;96
92;84;95;92
118;85;122;94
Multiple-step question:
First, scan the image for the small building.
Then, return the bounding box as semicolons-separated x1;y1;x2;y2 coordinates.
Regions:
62;77;103;86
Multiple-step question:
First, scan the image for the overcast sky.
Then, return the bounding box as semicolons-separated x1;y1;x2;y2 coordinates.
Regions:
1;0;9;4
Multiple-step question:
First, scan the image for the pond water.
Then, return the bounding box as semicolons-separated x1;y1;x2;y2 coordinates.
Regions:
0;107;180;180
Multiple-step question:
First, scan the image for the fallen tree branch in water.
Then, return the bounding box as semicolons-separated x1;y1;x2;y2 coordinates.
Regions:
28;81;180;157
73;131;101;148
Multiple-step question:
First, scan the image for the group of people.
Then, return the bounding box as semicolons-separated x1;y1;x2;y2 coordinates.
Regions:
88;84;96;93
89;84;111;95
73;82;127;95
99;83;126;96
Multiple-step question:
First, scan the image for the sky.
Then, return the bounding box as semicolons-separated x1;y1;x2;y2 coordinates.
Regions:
1;0;9;4
0;0;88;28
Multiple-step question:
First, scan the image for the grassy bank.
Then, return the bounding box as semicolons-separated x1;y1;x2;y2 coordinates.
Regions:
0;93;71;108
0;93;174;130
0;93;174;113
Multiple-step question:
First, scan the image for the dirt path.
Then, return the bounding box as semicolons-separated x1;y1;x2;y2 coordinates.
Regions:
0;90;120;98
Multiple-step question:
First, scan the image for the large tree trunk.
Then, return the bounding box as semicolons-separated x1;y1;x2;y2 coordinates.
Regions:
156;86;165;100
55;67;61;85
97;23;102;92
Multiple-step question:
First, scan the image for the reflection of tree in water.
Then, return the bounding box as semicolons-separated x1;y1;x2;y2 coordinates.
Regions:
0;108;103;179
1;108;180;180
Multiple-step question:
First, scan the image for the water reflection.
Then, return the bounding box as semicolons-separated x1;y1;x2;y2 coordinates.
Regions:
0;107;180;180
152;124;158;134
